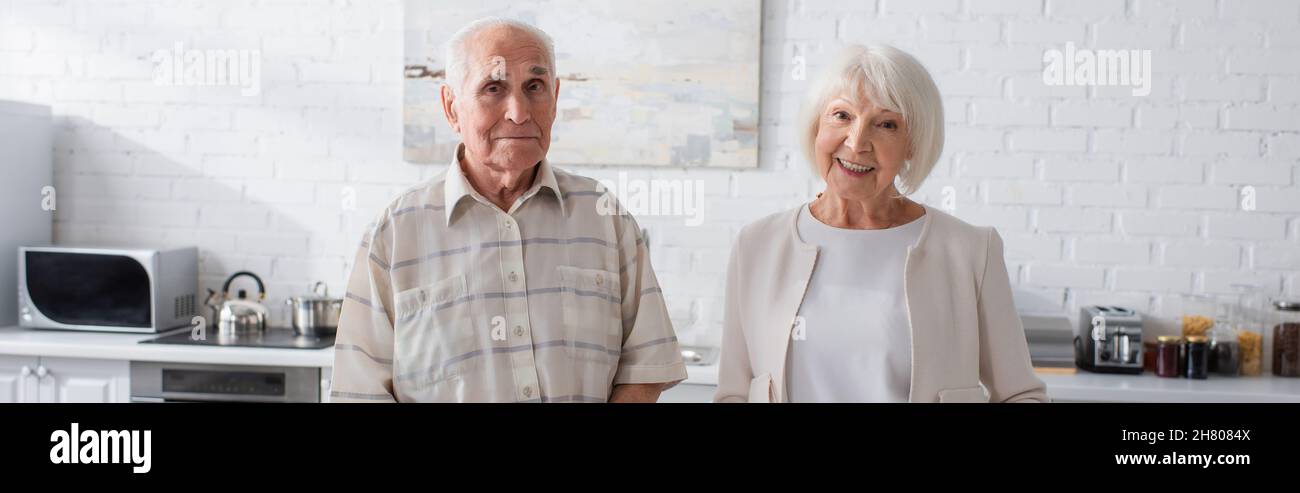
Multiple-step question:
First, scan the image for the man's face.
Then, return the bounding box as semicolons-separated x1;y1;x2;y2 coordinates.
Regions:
441;26;559;174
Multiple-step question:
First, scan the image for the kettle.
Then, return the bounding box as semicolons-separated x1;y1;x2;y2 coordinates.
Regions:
217;271;269;336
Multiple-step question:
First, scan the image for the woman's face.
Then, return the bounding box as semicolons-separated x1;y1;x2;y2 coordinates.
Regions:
813;93;911;202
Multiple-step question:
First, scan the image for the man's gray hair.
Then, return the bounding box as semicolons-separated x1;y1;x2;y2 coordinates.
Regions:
443;17;557;96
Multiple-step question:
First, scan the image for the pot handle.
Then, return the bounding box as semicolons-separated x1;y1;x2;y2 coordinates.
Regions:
312;281;329;297
222;271;266;300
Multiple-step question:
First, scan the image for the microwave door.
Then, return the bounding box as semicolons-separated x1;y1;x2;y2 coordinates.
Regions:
23;250;153;329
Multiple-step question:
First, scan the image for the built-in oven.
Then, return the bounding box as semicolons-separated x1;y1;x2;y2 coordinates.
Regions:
129;361;321;403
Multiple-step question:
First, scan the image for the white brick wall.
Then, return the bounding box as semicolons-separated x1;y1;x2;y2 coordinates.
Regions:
2;0;1297;341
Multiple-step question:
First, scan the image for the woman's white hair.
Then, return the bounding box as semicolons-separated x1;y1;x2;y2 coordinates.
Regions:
799;44;944;195
443;17;556;96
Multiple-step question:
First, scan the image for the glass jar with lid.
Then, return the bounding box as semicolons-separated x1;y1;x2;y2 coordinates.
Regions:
1273;300;1300;378
1180;294;1216;339
1156;336;1182;378
1185;335;1209;379
1229;284;1267;376
1209;295;1241;376
1210;312;1241;377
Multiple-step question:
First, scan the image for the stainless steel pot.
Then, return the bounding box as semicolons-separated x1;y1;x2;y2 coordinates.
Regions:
286;282;342;338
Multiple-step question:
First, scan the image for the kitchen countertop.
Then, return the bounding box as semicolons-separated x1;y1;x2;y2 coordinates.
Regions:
678;363;1300;403
7;325;1300;402
1035;370;1300;403
0;326;334;368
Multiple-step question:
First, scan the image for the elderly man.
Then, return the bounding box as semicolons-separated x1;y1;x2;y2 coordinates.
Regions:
329;18;686;403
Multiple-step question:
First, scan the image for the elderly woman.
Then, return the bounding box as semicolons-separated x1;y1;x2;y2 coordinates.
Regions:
714;45;1047;403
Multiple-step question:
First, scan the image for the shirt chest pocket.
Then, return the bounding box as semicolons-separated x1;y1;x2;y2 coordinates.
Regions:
556;265;622;364
393;275;481;384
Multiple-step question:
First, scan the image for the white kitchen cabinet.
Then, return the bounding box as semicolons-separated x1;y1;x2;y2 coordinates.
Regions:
0;354;129;403
0;354;41;403
38;357;130;403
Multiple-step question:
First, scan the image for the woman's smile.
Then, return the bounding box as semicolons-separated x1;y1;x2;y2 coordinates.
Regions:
835;157;876;177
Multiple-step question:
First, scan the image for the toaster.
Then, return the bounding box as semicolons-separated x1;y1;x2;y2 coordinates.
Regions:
1074;305;1144;374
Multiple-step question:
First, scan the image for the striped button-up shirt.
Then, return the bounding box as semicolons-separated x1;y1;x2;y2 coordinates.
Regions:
330;145;687;402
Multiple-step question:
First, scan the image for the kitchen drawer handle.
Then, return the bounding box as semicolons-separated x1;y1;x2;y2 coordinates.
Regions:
35;365;48;378
19;365;31;377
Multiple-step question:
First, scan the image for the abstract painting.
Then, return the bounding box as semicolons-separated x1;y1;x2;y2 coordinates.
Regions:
403;0;761;168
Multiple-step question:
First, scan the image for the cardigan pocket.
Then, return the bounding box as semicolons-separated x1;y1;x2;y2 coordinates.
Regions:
936;385;988;403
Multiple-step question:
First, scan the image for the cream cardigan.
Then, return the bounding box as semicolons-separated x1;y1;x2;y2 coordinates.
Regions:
713;204;1048;403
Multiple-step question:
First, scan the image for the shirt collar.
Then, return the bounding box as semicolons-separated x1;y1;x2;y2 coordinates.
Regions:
443;143;565;226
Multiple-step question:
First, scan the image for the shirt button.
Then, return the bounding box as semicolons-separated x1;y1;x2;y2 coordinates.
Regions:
509;271;519;283
504;220;512;230
523;386;533;398
514;325;525;337
595;275;604;287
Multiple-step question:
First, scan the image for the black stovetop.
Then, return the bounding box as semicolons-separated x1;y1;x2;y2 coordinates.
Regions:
140;327;334;349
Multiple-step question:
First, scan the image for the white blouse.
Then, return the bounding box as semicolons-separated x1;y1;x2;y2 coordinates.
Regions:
785;204;924;403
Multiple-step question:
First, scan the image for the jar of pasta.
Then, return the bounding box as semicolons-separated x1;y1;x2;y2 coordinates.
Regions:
1230;284;1267;376
1180;294;1216;339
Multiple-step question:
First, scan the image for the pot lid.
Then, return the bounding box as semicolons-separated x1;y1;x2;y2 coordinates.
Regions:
290;281;341;302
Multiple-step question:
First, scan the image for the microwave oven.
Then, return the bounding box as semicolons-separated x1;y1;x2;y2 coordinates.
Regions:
17;246;199;333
